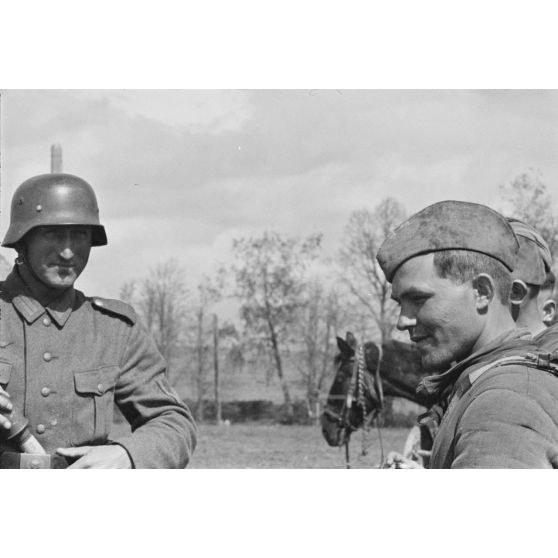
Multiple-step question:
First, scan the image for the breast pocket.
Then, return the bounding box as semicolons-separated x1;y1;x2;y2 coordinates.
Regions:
72;366;119;445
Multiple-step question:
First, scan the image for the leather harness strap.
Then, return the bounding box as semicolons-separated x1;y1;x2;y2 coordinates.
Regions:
468;352;558;385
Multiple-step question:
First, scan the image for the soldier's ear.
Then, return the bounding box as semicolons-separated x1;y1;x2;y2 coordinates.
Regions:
472;273;496;312
542;299;557;326
510;280;528;306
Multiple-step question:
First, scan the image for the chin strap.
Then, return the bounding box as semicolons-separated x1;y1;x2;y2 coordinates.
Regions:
15;247;43;285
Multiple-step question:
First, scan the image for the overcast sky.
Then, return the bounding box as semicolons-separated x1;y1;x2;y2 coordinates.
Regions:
1;89;557;299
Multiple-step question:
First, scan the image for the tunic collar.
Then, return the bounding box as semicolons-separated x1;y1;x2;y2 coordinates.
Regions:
416;327;533;405
2;267;76;327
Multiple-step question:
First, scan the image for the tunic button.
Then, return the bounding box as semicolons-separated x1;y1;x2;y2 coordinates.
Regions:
36;424;46;434
50;418;58;427
42;317;51;327
43;352;53;362
30;459;41;469
41;387;51;397
97;383;105;394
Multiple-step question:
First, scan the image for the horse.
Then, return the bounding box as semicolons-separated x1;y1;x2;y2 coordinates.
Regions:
320;331;430;466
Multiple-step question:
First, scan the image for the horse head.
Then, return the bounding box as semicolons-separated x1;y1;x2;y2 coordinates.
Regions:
321;332;384;447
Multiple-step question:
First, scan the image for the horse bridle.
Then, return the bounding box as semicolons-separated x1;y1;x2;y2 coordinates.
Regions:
323;344;382;466
324;345;376;442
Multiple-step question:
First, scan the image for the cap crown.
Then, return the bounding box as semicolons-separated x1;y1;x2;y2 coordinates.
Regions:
377;200;519;282
508;218;552;286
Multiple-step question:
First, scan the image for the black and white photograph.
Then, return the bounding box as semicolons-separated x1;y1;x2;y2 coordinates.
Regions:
2;89;558;470
2;3;558;556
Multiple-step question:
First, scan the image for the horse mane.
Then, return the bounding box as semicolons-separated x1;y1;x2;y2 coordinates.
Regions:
331;334;429;405
363;338;429;406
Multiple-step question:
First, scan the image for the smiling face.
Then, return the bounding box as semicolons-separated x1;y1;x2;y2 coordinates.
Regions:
391;253;484;372
23;225;92;291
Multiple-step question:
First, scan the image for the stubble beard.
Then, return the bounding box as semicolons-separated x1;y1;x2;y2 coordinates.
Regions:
420;347;454;373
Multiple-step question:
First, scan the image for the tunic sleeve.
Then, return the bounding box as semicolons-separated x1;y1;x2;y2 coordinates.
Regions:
112;319;197;468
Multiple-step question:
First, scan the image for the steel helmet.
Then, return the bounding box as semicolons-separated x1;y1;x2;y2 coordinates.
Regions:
2;173;107;248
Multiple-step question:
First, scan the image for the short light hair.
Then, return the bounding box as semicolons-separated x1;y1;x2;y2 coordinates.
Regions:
541;270;556;294
433;250;512;304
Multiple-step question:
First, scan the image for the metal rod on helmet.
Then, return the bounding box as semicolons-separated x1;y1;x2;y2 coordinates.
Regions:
50;143;63;173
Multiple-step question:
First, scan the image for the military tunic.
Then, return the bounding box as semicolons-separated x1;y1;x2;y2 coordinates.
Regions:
418;329;558;468
0;268;197;468
533;322;558;352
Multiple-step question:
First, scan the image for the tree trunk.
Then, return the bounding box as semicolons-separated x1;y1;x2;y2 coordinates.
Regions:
267;320;293;419
195;308;205;422
307;390;321;426
262;269;293;419
213;313;221;424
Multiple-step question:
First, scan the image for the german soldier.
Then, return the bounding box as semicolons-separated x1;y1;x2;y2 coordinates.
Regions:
379;200;558;468
0;173;197;468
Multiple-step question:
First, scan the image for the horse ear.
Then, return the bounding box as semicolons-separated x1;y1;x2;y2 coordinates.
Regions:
345;331;357;349
337;336;355;357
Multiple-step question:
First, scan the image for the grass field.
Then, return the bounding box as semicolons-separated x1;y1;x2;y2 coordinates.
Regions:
188;423;411;468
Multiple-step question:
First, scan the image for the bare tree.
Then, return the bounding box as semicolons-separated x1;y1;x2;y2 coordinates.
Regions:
0;253;12;279
500;169;558;260
338;198;407;342
189;275;223;422
119;280;137;305
120;259;189;367
232;231;322;419
294;281;346;424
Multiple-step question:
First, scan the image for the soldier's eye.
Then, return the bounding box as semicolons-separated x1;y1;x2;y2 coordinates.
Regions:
409;294;430;304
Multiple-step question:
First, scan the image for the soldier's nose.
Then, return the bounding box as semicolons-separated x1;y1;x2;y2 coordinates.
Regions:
397;313;416;331
60;247;74;260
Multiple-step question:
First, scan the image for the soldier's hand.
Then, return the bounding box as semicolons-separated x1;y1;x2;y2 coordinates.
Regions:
0;387;14;432
383;451;423;469
56;445;132;469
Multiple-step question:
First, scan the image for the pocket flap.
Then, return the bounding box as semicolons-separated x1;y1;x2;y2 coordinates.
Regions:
0;361;12;385
74;366;118;396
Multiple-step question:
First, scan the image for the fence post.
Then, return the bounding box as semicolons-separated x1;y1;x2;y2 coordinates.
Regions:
213;313;222;424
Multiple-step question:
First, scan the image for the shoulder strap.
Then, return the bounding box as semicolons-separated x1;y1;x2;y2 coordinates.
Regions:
469;351;558;385
89;297;137;325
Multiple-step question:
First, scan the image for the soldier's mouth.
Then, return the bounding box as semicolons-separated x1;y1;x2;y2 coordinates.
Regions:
411;335;430;345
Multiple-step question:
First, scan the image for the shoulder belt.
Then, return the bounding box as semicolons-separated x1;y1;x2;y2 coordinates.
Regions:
90;297;137;325
469;352;558;385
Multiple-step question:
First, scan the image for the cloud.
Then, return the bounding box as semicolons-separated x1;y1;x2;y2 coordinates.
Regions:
1;89;557;299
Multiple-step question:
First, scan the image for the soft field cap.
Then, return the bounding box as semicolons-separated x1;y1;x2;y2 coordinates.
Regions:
377;200;519;282
507;218;552;286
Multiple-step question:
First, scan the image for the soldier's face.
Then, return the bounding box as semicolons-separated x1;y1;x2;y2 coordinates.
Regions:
24;225;92;290
391;253;483;372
